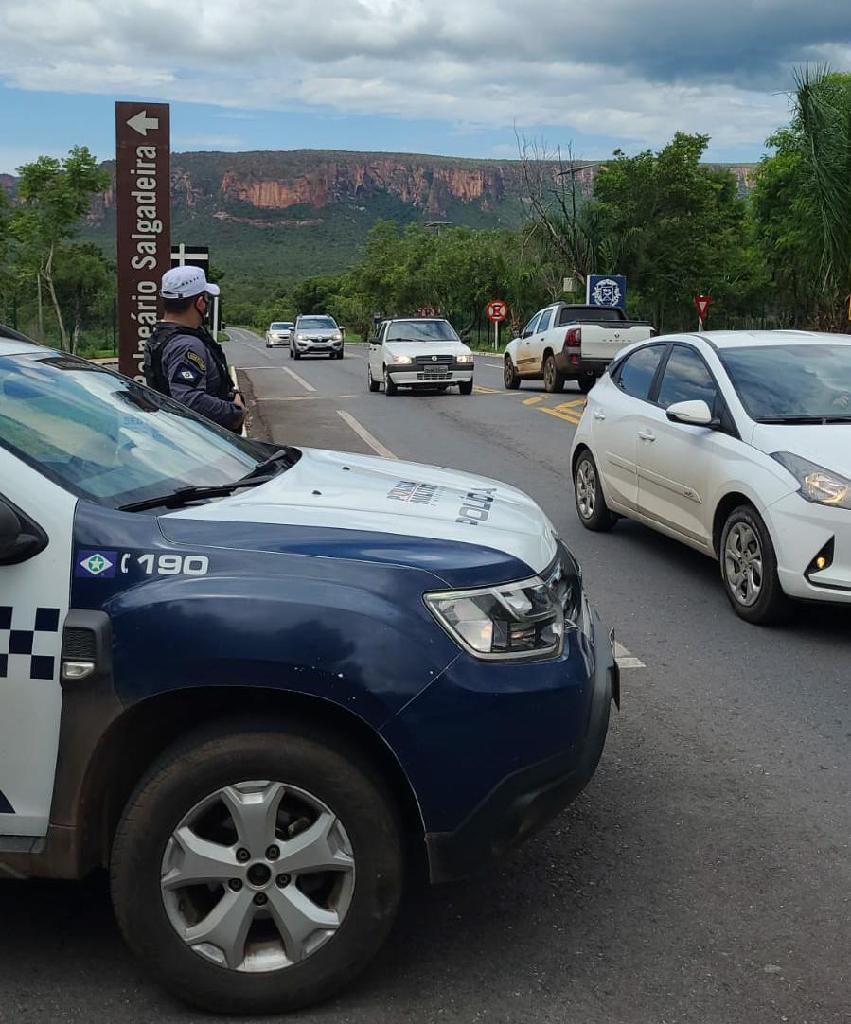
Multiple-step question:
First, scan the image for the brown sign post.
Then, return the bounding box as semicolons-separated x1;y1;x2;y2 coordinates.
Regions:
114;102;170;379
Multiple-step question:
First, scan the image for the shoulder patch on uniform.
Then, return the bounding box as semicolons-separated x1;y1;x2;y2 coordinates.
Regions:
187;350;206;371
172;361;203;387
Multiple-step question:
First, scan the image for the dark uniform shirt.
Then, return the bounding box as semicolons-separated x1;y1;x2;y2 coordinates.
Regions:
147;324;243;432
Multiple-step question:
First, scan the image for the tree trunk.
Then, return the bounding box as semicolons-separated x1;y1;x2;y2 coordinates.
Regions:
36;273;44;340
42;243;69;351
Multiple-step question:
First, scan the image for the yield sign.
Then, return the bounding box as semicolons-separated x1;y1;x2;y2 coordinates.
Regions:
694;294;713;321
486;300;507;322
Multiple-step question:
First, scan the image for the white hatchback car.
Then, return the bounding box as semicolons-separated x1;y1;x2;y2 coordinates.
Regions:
368;318;474;395
571;330;851;624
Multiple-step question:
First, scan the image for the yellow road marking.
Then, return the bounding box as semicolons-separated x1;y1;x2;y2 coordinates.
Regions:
523;396;545;405
538;407;582;425
473;383;501;394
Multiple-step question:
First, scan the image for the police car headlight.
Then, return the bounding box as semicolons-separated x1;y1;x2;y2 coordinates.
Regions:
391;355;413;365
425;577;564;660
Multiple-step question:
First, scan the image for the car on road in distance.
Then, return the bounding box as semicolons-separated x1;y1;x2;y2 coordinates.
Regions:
504;303;656;394
571;329;851;624
368;317;474;395
291;314;344;360
0;324;617;1015
265;321;294;347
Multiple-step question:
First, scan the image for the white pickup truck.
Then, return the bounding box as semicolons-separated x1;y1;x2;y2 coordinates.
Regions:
504;303;655;393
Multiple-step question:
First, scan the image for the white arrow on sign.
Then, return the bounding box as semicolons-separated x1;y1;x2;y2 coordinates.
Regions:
126;110;159;136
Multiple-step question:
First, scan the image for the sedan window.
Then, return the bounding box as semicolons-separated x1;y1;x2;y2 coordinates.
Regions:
657;346;718;411
616;345;665;400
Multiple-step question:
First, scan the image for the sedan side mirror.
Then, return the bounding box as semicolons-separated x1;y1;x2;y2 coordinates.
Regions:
665;399;715;427
0;499;48;566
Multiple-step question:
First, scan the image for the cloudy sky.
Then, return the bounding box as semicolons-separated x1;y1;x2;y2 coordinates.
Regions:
0;0;848;173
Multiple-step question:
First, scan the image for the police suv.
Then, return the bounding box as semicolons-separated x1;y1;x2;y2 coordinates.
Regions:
0;326;617;1015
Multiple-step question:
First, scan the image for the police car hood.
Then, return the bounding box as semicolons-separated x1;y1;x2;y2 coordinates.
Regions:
162;447;558;575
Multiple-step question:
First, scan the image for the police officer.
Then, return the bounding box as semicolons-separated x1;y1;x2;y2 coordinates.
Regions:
144;266;245;432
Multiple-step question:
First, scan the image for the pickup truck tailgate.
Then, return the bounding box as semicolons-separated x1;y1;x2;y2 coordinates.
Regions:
581;325;652;360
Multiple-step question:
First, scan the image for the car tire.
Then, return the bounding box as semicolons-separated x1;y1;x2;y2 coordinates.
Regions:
719;505;790;625
293;348;301;360
288;347;294;359
459;380;473;395
110;721;403;1016
573;449;615;532
543;355;564;394
383;368;398;396
337;349;345;360
578;374;596;394
504;356;521;390
367;365;381;392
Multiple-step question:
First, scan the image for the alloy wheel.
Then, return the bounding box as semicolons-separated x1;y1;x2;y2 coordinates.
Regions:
575;458;596;520
161;781;355;973
724;522;764;607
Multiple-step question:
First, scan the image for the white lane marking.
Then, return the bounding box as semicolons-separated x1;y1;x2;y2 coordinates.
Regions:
281;366;316;392
614;642;646;670
336;410;397;460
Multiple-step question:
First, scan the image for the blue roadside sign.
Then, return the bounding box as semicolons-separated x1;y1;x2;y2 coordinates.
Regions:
587;274;627;309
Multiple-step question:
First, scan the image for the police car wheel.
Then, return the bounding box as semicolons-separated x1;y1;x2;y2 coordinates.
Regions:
110;722;403;1015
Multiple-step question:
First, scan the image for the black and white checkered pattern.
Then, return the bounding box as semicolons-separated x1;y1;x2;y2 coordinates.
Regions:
0;606;60;681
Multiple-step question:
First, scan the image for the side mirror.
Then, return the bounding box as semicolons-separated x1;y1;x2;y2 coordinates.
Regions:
0;499;48;566
340;327;347;339
665;399;714;427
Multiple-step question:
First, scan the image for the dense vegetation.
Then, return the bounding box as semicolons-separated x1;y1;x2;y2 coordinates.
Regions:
1;70;848;355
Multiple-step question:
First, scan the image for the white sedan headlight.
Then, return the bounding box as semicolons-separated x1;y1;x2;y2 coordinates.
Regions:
425;577;564;660
391;355;413;365
772;452;851;509
456;353;472;364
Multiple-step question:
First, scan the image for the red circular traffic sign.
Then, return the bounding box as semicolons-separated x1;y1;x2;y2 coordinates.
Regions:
486;300;507;323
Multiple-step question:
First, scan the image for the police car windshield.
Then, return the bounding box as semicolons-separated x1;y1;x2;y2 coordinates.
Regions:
386;321;458;342
0;352;271;508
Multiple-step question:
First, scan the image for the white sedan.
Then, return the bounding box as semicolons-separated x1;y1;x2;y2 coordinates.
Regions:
571;330;851;624
368;318;474;395
265;321;293;347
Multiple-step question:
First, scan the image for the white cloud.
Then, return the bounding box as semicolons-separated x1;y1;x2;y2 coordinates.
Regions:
0;0;846;155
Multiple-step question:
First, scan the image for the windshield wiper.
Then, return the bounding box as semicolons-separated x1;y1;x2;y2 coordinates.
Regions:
119;448;299;513
119;475;277;513
757;415;851;424
238;446;299;481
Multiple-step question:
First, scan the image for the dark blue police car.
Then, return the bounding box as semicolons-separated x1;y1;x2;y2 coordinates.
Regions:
0;328;617;1014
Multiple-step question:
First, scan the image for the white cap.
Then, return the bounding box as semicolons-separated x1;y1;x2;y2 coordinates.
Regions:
160;265;220;299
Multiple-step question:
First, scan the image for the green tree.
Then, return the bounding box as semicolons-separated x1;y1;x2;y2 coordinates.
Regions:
12;146;109;350
52;243;113;353
592;133;760;330
752;69;851;328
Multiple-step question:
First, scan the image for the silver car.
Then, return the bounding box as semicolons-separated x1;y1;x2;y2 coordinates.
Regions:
265;321;294;347
291;315;345;360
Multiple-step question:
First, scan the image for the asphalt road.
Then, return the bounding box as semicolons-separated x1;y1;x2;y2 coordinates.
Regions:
1;329;848;1024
